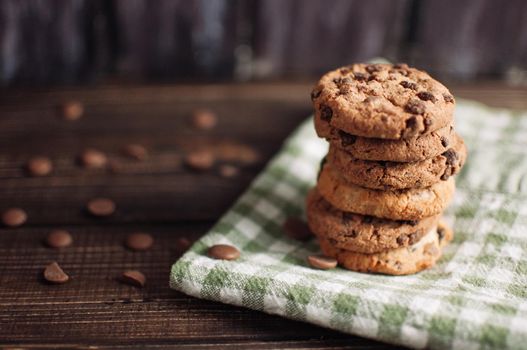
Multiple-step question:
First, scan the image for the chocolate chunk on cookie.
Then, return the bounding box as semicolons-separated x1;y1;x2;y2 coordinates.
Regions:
313;63;454;139
317;163;456;220
318;221;453;275
314;113;456;162
306;189;441;254
327;134;467;189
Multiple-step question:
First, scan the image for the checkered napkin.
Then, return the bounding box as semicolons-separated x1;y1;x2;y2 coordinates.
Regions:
170;99;527;350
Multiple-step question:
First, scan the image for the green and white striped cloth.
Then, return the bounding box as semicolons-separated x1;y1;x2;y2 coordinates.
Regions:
170;99;527;350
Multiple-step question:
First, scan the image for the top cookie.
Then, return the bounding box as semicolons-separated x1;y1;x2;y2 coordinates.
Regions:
311;63;455;140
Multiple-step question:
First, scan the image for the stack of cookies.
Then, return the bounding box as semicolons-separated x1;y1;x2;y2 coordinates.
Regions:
306;63;466;275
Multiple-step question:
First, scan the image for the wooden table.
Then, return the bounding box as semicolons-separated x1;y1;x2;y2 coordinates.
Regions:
1;82;526;349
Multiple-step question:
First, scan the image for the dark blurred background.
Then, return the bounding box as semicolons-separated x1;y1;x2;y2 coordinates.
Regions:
1;0;527;86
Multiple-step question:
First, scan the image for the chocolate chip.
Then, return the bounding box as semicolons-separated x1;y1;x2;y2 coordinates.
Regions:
339;67;351;75
120;270;146;288
400;81;418;90
208;244;240;260
442;149;458;165
365;64;381;73
349;229;358;238
80;148;108;169
396;235;407;245
440;173;450;181
282;217;312;241
45;230;73;248
437;227;446;241
26;156;53;176
43;262;69;284
61;101;83;121
367;74;378;82
440;136;449;147
191;109;217;130
307;255;337;270
333;77;351;85
377;161;387;167
319;104;333;122
424;117;433;128
185;150;215;171
2;208;27;227
125;232;154;251
405;220;418;226
443;94;455;103
122;144;148;161
405;99;426;114
393;63;409;69
353;72;367;81
417;91;437;103
310;88;322;101
86;198;116;217
219;164;239;178
338;130;357;146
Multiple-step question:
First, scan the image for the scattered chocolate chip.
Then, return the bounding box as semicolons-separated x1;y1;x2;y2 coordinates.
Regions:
339;67;351;75
61;101;83;121
440;173;450;181
219;164;239;178
2;208;27;227
185;150;215;171
43;262;69;284
338;130;357;147
367;74;378;82
191;109;217;130
440;136;449;147
365;64;381;73
400;81;418;90
405;99;426;114
122;144;148;161
353;72;367;81
282;217;312;241
26;156;53;176
207;244;240;260
120;270;146;288
175;237;192;255
307;255;337;270
393;63;409;69
45;230;73;248
319;104;333;122
333;77;352;85
80;148;108;169
437;227;446;241
404;116;419;135
417;91;437;103
443;94;455;103
86;198;116;217
125;232;154;251
310;88;322;101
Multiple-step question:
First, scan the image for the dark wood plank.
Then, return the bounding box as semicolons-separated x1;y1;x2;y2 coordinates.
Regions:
0;83;525;349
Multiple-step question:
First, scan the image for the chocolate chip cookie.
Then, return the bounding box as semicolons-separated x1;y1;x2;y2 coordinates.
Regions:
317;163;455;220
314;112;456;162
318;221;453;275
327;134;466;190
306;189;441;254
311;63;455;140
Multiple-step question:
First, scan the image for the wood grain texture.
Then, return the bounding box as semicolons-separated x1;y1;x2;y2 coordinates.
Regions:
0;82;525;349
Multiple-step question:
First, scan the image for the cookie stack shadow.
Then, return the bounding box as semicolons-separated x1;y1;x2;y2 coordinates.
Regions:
306;63;466;275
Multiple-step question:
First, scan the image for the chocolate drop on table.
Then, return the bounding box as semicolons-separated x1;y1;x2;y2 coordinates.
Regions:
43;262;70;284
86;198;116;217
46;230;73;248
120;270;146;288
2;208;27;227
125;232;154;251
